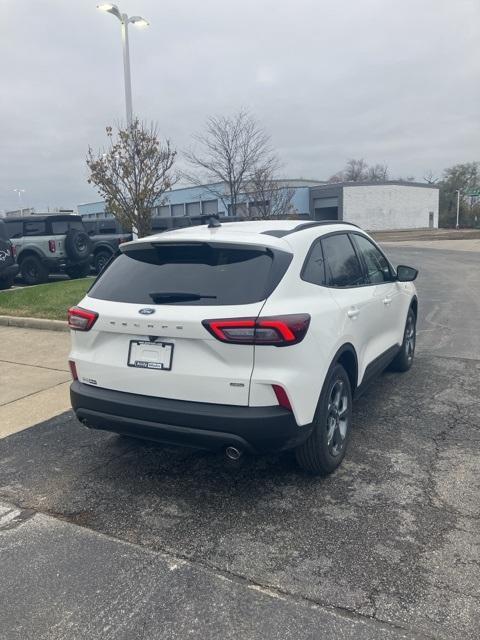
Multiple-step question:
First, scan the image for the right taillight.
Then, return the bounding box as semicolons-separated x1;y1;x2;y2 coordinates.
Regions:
67;306;98;331
48;239;56;253
10;243;16;258
202;314;310;346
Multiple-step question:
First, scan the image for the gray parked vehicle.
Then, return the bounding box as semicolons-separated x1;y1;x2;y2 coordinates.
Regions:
0;219;19;290
4;215;92;285
83;220;132;274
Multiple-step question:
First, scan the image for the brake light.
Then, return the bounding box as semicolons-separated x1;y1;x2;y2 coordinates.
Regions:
48;239;56;253
202;314;310;346
272;385;292;411
69;360;78;381
67;306;98;331
10;243;16;258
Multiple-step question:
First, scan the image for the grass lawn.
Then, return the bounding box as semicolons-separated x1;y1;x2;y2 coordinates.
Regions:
0;279;92;321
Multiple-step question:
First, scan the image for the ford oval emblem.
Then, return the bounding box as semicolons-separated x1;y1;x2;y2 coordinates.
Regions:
139;308;155;315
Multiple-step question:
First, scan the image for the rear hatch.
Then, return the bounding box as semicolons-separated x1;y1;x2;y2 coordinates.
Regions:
71;239;292;406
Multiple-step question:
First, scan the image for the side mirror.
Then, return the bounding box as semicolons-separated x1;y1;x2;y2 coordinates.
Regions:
396;265;418;282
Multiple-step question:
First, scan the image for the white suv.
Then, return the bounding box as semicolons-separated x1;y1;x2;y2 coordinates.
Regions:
69;220;418;475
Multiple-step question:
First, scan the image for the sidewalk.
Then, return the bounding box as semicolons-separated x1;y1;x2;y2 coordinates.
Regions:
0;326;71;438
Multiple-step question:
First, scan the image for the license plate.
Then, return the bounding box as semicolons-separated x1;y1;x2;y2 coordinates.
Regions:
128;340;174;371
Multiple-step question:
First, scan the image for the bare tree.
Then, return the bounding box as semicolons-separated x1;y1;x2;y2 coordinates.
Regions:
328;171;344;183
329;159;389;183
367;163;389;182
184;110;274;215
246;167;296;218
87;120;177;237
344;158;369;182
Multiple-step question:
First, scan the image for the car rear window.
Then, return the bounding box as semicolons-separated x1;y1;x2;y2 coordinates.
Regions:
88;242;291;305
0;222;8;240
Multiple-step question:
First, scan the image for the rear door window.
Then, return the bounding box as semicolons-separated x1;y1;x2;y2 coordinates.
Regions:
24;221;47;236
51;220;85;234
321;233;365;287
89;243;291;305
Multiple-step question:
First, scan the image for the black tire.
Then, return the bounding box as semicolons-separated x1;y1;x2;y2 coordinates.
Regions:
20;255;49;285
64;229;92;262
66;263;90;279
295;363;352;475
0;276;14;290
390;308;416;372
94;249;113;274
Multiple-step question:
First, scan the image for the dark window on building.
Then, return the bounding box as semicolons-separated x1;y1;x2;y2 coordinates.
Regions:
202;200;218;215
351;234;394;284
171;204;184;217
24;221;47;236
186;202;201;216
302;240;326;286
321;233;364;287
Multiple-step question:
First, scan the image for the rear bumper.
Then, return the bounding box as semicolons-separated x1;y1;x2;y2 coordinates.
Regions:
0;264;19;280
70;381;312;454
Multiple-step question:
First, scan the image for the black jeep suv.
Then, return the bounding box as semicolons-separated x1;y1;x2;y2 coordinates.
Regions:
0;219;19;289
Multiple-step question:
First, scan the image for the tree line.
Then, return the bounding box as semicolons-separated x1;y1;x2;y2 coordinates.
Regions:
87;113;479;237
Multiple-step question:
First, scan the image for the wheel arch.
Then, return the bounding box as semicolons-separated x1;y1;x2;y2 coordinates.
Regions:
93;243;114;256
333;343;359;393
17;247;44;263
410;295;418;320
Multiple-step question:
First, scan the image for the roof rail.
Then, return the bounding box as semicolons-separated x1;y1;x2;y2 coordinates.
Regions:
292;220;360;232
261;220;360;239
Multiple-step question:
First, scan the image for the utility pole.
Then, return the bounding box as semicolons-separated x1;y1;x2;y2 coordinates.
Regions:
455;190;460;229
14;189;25;216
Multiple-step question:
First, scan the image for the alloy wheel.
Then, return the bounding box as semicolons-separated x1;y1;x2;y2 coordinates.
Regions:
405;315;416;363
326;379;349;457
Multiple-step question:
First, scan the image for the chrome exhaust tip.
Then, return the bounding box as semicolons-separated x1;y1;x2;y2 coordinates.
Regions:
225;446;242;461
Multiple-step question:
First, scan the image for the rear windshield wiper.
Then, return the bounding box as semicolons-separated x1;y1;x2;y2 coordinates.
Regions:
149;292;217;303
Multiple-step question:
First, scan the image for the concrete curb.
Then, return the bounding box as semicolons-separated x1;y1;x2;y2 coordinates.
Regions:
0;315;69;332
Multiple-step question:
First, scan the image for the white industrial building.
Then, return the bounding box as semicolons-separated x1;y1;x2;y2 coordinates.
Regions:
78;180;439;231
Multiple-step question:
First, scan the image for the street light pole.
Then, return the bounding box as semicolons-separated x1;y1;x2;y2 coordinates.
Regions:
120;14;133;125
14;189;25;216
97;4;149;126
455;189;460;229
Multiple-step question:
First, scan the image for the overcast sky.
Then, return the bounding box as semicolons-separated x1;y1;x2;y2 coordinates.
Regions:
1;0;479;212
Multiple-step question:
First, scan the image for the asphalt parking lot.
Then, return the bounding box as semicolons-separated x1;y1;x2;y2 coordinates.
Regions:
0;246;479;639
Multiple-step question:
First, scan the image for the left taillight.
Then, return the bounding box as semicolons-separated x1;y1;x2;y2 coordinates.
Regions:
67;306;98;331
202;314;310;346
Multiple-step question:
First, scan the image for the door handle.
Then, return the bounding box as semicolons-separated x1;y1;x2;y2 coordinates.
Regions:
347;308;360;319
383;296;392;306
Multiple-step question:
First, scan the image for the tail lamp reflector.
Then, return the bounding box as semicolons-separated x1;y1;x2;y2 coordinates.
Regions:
67;306;98;331
272;384;292;411
69;360;78;381
48;239;56;253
